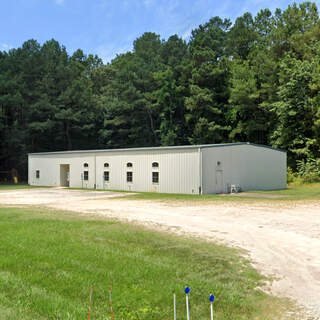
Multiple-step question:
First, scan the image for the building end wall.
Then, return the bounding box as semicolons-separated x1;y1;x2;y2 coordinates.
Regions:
201;145;287;194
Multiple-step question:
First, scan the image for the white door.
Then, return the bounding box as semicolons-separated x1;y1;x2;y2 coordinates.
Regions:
66;171;70;187
216;170;224;193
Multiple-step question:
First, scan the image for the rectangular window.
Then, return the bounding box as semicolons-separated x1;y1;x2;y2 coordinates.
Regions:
152;172;159;184
127;171;133;183
84;171;89;181
36;170;40;179
104;171;109;182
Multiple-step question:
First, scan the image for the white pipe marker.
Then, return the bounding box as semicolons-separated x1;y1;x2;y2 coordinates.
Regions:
209;294;215;320
185;287;190;320
173;293;176;320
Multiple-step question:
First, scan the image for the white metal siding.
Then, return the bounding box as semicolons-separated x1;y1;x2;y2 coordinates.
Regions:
201;145;286;193
96;149;200;194
28;144;286;194
239;144;287;190
29;149;201;194
28;153;96;188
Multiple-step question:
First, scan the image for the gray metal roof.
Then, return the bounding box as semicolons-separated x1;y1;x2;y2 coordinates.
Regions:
28;142;286;156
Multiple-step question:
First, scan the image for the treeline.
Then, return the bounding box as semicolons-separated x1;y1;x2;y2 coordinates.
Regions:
1;2;320;179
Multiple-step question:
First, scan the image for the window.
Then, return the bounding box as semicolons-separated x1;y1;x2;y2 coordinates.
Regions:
152;162;159;168
104;171;109;182
127;171;133;182
127;162;133;167
84;163;89;168
84;171;89;181
36;170;40;179
152;172;159;184
104;162;109;168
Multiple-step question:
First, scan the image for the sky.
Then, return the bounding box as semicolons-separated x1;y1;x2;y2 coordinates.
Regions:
0;0;318;63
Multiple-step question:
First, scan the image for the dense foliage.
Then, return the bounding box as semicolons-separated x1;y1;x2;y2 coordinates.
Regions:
1;2;320;179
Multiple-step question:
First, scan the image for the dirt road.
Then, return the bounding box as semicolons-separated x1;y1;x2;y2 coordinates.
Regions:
1;188;319;318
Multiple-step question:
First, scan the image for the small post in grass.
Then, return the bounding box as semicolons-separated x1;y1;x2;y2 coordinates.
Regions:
88;284;94;320
173;292;176;320
185;286;190;320
108;285;114;320
209;294;215;320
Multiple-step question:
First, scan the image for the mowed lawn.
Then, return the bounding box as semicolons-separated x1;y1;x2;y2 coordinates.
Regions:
0;207;288;320
121;182;320;202
0;185;46;190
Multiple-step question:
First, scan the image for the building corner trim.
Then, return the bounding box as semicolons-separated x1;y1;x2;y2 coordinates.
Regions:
199;148;202;195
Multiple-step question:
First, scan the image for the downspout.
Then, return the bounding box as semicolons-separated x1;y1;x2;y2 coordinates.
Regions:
28;154;30;186
94;153;97;189
199;148;202;195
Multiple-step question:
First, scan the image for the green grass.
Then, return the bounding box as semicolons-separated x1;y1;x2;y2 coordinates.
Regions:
123;191;241;202
0;184;45;190
250;183;320;200
121;183;320;202
0;207;289;319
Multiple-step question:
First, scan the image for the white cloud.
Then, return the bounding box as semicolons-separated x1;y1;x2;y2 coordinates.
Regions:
1;43;12;52
96;43;132;64
182;28;192;40
90;0;305;64
55;0;65;5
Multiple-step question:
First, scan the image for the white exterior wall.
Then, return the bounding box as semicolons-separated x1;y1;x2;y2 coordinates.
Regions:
29;143;287;195
28;149;201;194
28;152;96;188
201;144;287;193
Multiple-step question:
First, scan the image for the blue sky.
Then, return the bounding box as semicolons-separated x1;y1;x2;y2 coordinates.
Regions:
0;0;317;63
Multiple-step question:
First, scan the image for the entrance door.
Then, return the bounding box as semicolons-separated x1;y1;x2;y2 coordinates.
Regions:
215;170;224;193
60;164;70;187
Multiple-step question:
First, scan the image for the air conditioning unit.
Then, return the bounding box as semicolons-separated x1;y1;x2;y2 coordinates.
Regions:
230;184;241;193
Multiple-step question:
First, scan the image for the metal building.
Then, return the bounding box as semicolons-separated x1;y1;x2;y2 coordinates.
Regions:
28;142;287;194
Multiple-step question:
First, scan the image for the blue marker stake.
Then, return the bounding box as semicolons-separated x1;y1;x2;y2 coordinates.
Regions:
209;294;215;320
185;287;190;320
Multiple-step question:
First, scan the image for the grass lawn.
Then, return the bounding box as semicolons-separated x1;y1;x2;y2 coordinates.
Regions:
121;183;320;202
0;207;289;319
251;182;320;200
0;184;45;190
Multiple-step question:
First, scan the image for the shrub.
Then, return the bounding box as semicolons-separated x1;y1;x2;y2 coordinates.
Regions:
287;167;296;184
296;158;320;183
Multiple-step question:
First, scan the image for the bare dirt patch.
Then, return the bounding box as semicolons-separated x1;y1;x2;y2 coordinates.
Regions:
0;188;132;205
1;188;319;319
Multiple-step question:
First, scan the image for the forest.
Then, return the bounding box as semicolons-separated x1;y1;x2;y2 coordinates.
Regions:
1;2;320;181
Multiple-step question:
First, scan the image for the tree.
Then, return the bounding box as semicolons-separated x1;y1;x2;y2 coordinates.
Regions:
228;13;256;59
185;17;232;144
96;33;165;148
153;35;189;145
272;55;316;164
